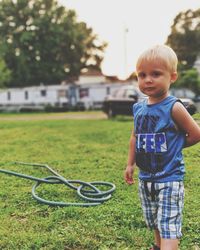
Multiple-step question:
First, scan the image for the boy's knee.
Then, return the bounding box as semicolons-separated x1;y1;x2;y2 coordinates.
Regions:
161;238;179;250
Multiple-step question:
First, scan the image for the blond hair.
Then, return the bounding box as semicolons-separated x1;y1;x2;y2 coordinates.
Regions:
136;45;178;73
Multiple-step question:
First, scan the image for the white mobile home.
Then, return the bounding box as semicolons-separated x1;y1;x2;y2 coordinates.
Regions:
77;82;136;110
0;81;136;112
0;84;75;112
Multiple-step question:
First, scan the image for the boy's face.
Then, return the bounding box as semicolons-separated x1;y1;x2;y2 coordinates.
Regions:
137;59;177;102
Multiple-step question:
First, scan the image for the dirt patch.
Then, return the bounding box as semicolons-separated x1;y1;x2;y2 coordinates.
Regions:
0;112;107;121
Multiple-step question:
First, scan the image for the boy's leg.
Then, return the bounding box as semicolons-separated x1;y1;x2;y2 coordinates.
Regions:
154;229;161;247
161;239;179;250
157;181;184;250
153;230;179;250
138;181;160;248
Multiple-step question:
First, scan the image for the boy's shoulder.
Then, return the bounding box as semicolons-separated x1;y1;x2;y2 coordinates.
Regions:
133;96;180;116
133;99;145;113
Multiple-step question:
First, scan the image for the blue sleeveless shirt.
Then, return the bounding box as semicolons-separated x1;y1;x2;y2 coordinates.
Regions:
133;95;185;182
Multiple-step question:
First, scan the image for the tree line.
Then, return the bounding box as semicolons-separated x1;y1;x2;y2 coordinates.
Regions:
166;8;200;94
0;1;199;93
0;0;107;87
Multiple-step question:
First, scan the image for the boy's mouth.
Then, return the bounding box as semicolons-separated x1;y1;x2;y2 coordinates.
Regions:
145;87;155;91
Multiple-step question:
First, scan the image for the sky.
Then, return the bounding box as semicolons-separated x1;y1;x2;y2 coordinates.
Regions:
58;0;199;79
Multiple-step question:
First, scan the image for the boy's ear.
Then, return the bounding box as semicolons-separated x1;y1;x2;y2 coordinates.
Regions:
170;72;178;84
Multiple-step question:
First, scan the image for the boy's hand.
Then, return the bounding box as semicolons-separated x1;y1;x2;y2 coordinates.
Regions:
124;165;135;185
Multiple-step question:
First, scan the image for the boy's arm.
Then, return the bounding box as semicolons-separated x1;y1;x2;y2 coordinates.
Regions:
172;102;200;147
124;130;136;185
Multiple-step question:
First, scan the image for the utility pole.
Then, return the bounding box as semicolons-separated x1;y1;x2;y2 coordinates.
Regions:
123;25;128;79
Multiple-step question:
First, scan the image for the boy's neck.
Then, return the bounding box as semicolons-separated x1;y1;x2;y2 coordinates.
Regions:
147;93;169;105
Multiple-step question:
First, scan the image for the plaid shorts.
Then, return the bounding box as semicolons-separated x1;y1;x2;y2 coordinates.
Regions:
138;180;184;239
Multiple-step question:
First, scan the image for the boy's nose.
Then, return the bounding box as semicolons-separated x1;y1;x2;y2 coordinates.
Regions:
145;76;153;83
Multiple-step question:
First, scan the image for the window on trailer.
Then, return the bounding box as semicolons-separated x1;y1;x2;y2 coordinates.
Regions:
41;90;46;97
25;91;29;100
7;91;11;100
79;88;89;98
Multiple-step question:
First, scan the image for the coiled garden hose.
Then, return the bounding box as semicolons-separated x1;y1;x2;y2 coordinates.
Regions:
0;162;116;207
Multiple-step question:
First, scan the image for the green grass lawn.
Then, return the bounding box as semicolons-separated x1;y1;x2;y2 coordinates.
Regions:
0;113;199;250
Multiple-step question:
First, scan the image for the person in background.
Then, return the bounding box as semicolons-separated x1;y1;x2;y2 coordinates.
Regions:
124;44;200;250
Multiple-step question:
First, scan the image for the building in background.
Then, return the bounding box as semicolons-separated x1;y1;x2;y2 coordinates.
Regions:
0;69;137;112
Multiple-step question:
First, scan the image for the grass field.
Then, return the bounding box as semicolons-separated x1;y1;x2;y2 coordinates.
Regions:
0;112;199;250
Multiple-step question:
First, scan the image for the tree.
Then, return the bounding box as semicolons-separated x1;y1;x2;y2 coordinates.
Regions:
166;9;200;70
0;0;107;87
175;68;200;95
0;58;12;87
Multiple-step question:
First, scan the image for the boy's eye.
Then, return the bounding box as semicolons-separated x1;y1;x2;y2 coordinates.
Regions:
138;72;146;78
152;71;162;77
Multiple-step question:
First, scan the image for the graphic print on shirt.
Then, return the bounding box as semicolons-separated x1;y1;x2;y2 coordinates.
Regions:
135;114;167;173
136;132;167;153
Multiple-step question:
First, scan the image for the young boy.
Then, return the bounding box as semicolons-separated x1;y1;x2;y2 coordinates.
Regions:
124;45;200;250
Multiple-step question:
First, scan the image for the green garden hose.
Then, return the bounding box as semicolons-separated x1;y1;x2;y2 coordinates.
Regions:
0;161;116;207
